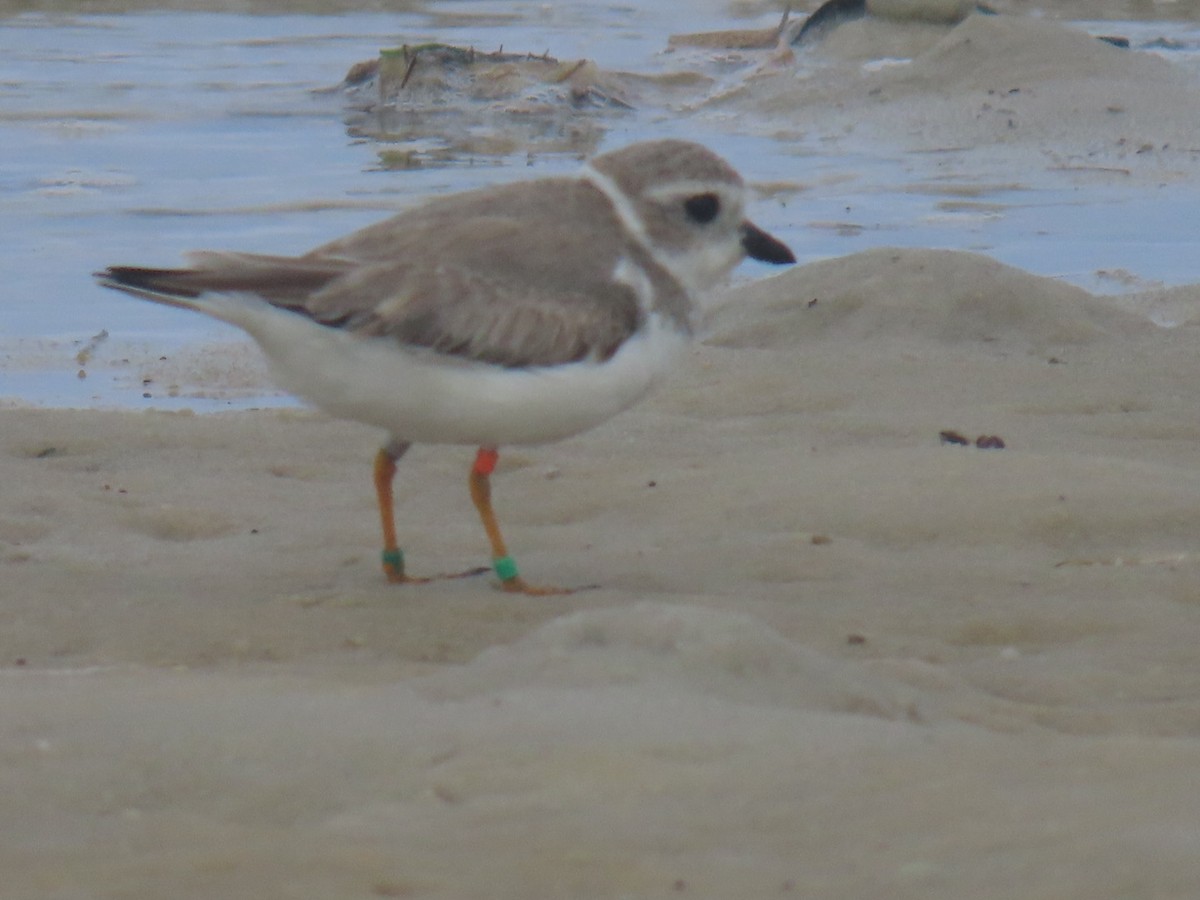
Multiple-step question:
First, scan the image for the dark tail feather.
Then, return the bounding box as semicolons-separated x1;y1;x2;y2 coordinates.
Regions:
95;253;350;310
95;266;205;298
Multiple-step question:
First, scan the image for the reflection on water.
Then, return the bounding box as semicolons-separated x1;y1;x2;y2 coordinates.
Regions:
3;5;1200;408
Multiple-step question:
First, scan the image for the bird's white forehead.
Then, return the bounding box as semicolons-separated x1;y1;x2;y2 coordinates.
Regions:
642;179;744;204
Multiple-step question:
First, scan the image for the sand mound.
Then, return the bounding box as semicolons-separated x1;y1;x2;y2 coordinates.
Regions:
708;247;1149;348
735;14;1200;173
419;601;910;717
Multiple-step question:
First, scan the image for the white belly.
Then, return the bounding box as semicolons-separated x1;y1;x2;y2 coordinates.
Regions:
239;305;687;446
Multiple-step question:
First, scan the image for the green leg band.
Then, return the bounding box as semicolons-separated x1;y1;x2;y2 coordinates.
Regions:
382;548;404;573
493;555;519;582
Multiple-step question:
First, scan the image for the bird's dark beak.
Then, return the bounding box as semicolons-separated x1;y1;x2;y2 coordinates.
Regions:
740;221;796;265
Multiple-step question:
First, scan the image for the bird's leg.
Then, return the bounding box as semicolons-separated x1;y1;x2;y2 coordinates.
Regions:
375;440;488;585
468;446;570;596
374;439;425;584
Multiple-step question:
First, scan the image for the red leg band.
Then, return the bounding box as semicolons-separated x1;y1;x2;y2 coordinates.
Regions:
473;447;499;476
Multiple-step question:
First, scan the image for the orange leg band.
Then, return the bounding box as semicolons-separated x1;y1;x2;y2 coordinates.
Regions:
473;446;499;477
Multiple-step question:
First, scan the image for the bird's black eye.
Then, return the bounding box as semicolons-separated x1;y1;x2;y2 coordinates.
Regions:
683;193;721;224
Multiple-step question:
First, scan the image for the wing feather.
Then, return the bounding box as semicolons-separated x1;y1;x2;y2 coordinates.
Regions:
101;178;650;369
301;190;648;367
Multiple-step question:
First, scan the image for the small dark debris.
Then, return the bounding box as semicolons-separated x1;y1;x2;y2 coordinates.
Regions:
646;480;657;488
846;633;867;646
398;53;420;90
15;658;27;667
942;430;1006;449
807;297;819;308
939;430;970;446
34;447;58;459
1048;356;1062;364
371;882;413;898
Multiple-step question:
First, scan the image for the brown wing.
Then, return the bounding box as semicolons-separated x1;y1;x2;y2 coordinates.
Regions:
102;178;649;369
303;214;644;368
299;181;648;367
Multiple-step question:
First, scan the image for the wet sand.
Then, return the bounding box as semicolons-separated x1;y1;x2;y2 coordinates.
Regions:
5;5;1200;898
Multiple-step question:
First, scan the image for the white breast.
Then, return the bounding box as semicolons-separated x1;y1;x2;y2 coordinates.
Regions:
236;302;689;447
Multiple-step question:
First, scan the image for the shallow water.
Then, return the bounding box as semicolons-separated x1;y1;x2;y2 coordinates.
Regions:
3;4;1200;408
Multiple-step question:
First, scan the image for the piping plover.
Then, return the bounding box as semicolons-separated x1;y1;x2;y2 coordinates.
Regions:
96;139;795;594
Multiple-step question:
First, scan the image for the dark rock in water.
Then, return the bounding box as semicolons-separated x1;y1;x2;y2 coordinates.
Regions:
791;0;867;46
791;0;1124;51
793;0;983;47
325;43;639;162
338;43;635;111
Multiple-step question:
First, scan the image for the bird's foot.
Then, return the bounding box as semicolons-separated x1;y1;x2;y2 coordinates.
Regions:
382;548;490;585
497;575;574;596
489;554;574;595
